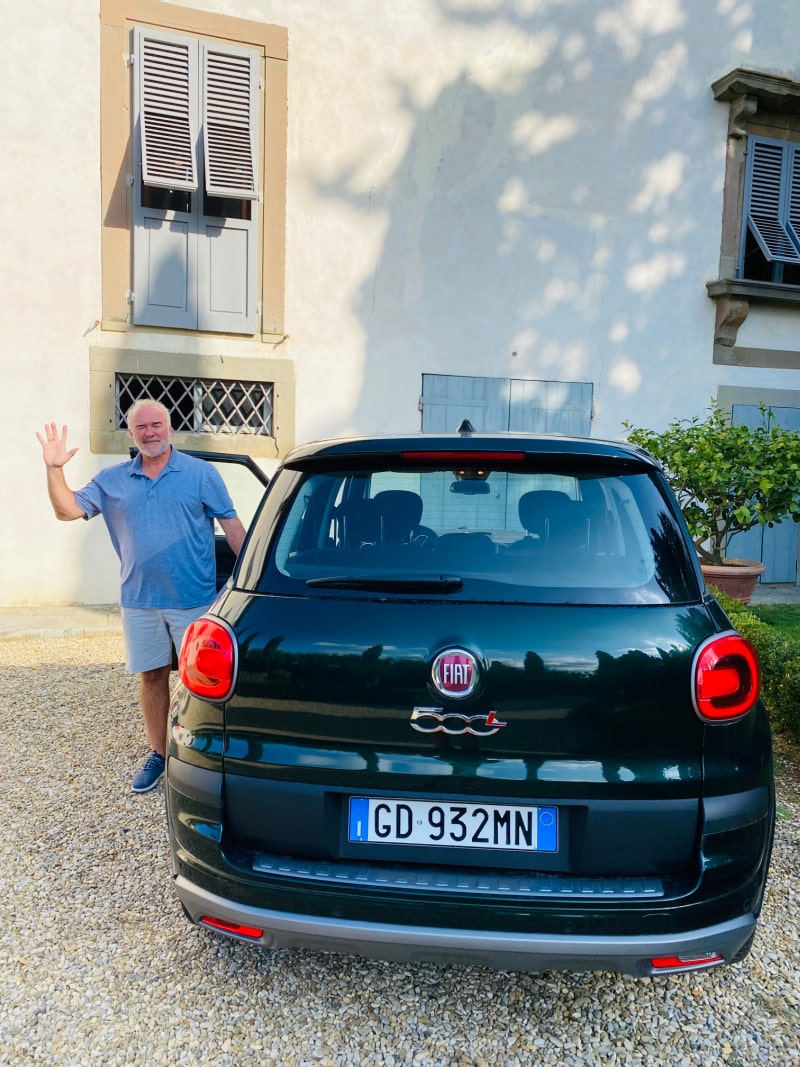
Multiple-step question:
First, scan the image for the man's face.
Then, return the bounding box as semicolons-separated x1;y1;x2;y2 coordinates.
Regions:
129;404;172;459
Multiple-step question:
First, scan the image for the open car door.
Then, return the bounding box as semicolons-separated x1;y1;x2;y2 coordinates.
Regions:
183;451;270;589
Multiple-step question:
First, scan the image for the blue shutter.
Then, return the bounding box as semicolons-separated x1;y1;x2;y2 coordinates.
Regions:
508;379;592;435
728;404;800;583
420;374;593;435
419;375;510;432
744;136;800;264
787;144;800;254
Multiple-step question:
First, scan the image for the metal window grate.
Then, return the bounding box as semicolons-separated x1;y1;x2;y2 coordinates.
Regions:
116;374;274;436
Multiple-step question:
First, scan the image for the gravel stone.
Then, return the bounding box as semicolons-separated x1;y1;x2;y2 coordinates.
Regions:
1;632;798;1066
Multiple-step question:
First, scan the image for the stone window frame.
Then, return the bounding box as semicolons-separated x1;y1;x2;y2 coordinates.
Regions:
95;0;294;459
100;0;287;340
89;348;295;459
709;68;800;363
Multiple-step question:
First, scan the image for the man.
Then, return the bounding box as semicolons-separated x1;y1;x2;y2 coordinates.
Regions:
37;400;246;793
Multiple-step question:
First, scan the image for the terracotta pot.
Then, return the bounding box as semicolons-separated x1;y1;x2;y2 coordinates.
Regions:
700;558;766;605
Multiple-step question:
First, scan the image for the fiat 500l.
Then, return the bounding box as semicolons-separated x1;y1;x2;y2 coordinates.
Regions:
166;431;774;976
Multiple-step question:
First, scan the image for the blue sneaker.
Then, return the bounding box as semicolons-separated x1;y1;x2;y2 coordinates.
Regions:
132;751;165;793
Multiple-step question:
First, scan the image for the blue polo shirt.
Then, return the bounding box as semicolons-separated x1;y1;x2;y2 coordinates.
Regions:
74;448;237;609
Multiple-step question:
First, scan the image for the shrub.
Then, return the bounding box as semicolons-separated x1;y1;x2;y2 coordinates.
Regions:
710;586;800;740
774;659;800;740
624;403;800;565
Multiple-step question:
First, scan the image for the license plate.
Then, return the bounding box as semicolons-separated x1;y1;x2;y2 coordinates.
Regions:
348;797;558;852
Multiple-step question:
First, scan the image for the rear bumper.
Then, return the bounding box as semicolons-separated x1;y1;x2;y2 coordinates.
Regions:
166;755;774;976
175;875;756;977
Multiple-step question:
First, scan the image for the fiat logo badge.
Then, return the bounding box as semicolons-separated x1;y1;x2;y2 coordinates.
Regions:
432;648;479;699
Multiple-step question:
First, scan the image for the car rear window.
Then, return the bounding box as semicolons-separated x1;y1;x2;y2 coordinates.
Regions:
251;461;698;605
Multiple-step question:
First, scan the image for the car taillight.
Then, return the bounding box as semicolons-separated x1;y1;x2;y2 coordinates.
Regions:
178;617;237;702
692;632;760;722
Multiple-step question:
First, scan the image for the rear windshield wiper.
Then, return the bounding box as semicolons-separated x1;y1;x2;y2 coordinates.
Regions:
306;573;464;593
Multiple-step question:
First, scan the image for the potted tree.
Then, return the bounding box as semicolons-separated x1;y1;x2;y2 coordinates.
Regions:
624;402;800;603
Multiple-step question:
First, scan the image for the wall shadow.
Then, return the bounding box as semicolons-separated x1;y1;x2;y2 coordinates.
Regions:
306;0;755;435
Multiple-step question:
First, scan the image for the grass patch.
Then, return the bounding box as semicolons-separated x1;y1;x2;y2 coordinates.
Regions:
750;604;800;643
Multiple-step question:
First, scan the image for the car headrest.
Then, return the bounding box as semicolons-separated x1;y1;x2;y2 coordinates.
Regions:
518;490;573;536
334;498;380;547
373;490;424;543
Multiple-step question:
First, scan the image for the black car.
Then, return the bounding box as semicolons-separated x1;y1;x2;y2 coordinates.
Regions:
167;430;774;976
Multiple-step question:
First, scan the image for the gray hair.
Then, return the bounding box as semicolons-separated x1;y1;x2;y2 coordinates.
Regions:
126;398;172;428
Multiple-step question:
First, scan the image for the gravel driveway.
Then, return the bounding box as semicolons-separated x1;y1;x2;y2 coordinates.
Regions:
1;632;798;1067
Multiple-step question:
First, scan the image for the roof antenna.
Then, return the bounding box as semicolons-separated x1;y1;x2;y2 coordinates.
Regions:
456;419;476;435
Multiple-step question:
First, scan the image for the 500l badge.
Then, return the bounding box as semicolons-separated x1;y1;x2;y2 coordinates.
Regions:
410;707;507;736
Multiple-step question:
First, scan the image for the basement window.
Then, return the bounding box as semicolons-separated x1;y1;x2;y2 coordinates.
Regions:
116;373;274;436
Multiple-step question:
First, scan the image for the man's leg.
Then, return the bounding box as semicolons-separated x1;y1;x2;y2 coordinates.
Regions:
123;606;210;792
122;608;174;792
139;664;173;756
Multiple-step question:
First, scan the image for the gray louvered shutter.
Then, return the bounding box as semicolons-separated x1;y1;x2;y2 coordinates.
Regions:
745;137;800;264
202;43;259;200
133;28;197;328
136;29;198;191
787;144;800;253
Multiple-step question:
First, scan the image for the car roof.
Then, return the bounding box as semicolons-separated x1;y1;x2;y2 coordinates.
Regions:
280;431;657;469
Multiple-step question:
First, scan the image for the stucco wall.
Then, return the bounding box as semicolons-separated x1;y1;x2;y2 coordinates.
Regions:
5;0;800;606
274;0;799;441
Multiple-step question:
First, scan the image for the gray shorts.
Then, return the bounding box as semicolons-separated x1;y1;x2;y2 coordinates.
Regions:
121;605;211;673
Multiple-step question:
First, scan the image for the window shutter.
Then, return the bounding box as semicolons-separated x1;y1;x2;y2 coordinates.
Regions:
202;44;260;200
746;137;800;264
137;29;198;191
197;216;257;333
509;379;593;436
132;28;261;333
132;214;197;329
787;145;800;254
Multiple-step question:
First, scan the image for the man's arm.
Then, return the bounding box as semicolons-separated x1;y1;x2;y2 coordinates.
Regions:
218;516;247;555
36;423;87;521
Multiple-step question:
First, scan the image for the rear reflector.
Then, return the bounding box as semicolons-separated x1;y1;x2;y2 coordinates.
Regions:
692;632;760;722
200;916;263;940
651;952;724;970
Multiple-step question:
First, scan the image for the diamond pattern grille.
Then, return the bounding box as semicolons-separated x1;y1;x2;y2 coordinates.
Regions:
116;374;273;435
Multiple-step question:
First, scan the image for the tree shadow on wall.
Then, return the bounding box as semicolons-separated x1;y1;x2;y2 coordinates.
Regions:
308;0;755;432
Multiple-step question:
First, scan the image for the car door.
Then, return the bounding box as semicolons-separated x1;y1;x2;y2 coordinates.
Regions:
184;451;270;588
